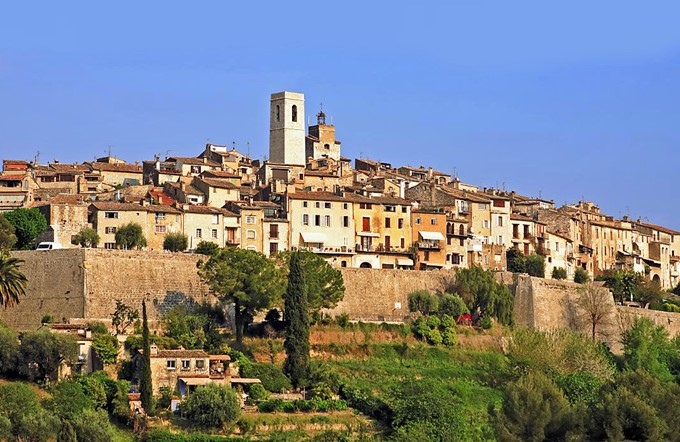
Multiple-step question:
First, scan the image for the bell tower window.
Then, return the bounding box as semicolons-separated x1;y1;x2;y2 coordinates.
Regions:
292;105;298;122
276;105;280;122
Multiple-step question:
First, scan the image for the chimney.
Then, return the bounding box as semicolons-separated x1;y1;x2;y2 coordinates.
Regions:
149;344;158;356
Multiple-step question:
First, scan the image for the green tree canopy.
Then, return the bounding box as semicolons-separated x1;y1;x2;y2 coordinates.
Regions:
0;252;27;309
506;247;526;274
163;232;188;252
179;383;240;429
276;250;345;315
0;322;19;375
407;290;438;316
195;241;219;256
3;208;47;249
18;329;78;382
451;266;514;325
114;222;146;249
524;254;546;278
0;214;17;251
73;227;100;248
198;247;285;342
140;300;154;414
92;333;119;365
574;267;589;284
551;267;567;280
110;300;139;335
283;251;310;388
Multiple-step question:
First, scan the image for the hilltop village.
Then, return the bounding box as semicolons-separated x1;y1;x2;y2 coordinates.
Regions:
1;91;679;289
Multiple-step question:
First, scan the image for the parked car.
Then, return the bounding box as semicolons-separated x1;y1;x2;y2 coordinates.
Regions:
36;242;62;250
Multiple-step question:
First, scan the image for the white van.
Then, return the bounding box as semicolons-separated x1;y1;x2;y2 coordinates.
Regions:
36;242;62;250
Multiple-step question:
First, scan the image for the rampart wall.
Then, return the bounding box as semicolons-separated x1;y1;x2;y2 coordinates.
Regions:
4;251;680;350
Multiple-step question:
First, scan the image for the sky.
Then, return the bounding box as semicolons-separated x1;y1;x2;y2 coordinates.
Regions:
1;1;680;228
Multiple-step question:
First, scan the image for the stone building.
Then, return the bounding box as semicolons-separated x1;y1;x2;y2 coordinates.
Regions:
269;91;306;166
305;109;341;162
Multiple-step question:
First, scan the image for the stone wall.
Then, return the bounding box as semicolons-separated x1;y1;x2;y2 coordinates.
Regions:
0;250;87;330
326;268;456;321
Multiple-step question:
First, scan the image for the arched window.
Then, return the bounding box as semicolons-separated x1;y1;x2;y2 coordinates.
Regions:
324;143;330;150
292;105;298;122
276;105;280;122
459;225;465;236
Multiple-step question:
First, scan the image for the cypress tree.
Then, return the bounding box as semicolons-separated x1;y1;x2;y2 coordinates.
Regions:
283;251;310;388
140;300;153;413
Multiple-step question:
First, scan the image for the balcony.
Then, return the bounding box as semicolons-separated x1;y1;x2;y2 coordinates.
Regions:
299;246;355;255
225;240;240;246
417;241;441;250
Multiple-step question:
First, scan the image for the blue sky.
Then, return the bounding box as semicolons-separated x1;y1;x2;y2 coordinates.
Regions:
1;2;680;228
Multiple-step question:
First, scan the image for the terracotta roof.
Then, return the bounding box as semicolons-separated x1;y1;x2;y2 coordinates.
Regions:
145;204;181;214
202;170;241;179
547;230;573;242
636;221;680;236
288;191;357;203
154;349;210;359
33;194;90;205
86;162;143;173
197;178;239;190
3;160;29;165
89;202;148;212
0;174;25;181
182;205;228;215
168;157;221;167
305;170;338;177
49;163;90;173
510;213;536;222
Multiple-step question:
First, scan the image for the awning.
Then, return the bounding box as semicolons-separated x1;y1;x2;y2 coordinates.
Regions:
419;231;445;241
397;258;414;266
425;263;446;268
179;377;213;386
300;232;328;243
230;378;262;384
357;232;380;237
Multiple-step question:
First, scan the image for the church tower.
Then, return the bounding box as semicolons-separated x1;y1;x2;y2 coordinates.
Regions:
269;91;305;165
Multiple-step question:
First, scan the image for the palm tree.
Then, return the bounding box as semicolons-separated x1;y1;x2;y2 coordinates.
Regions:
0;252;27;308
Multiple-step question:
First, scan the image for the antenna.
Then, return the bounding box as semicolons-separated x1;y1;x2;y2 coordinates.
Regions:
246;142;250;158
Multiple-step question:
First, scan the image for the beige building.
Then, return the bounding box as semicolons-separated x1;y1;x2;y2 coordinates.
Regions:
411;210;447;270
545;231;574;280
192;177;240;208
145;205;183;251
305;109;341;162
84;161;144;186
269;91;306;166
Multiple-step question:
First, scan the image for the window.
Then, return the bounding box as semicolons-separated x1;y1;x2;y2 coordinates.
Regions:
385;218;391;228
246;229;256;239
196;228;202;238
497;235;503;244
246;216;256;224
483;220;489;229
155;213;166;221
292;105;298;122
497;216;503;227
211;229;218;239
362;217;371;232
324;202;331;209
303;201;308;208
555;242;560;252
343;203;348;210
385;205;396;212
415;217;421;225
478;203;487;210
402;206;408;213
166;360;176;370
493;199;505;208
359;203;373;210
190;166;200;174
105;227;117;234
276;105;280;122
269;242;278;255
398;218;404;228
401;237;405;248
323;215;331;227
105;212;118;219
302;214;309;225
430;218;437;225
155;225;167;234
314;215;321;226
195;359;205;369
459;225;465;236
181;360;191;370
343;216;349;227
212;215;219;224
270;224;279;238
105;242;116;250
324;143;330;149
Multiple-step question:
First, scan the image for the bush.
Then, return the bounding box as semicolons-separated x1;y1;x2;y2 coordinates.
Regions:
552;267;567;280
179;383;240;429
525;254;546;278
425;315;441;329
247;383;269;402
0;323;19;375
407;290;438;315
480;314;493;330
335;313;350;328
73;227;100;248
440;314;455;329
257;398;283;413
426;329;443;346
438;293;469;319
70;408;114;442
506;247;526;273
195;241;220;256
163;232;188;252
556;371;604;406
92;333;119;365
411;317;430;341
452;266;514;326
239;361;292;393
442;328;457;347
574;268;589;284
494;371;581;441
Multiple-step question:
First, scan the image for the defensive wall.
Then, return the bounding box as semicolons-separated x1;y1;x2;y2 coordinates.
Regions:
3;251;680;349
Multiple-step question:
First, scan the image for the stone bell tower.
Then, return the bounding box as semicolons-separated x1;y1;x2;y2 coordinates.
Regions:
269;91;305;165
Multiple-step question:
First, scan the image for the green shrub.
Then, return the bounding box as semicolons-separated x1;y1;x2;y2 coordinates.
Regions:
335;313;350;328
525;254;546;278
257;398;283;413
239;361;292;393
438;293;469;318
426;315;441;329
247;383;269;402
426;329;443;346
556;371;604;406
163;232;188;252
574;268;589;284
407;290;438;315
552;267;567;280
442;328;457;347
480;314;493;330
440;314;455;329
179;383;240;428
662;303;680;313
411;317;430;340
